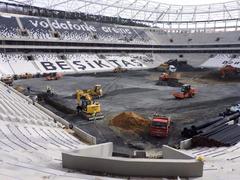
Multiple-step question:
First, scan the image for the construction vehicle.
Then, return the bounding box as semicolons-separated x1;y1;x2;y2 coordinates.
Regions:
159;72;169;81
149;115;171;137
46;86;54;96
159;72;180;81
113;67;127;73
1;75;13;86
229;104;240;113
157;73;183;87
172;84;197;99
76;90;104;120
219;103;240;116
158;63;169;72
75;85;103;98
158;63;177;72
159;64;177;81
157;65;183;87
219;65;239;78
19;73;33;79
169;65;177;73
45;72;63;81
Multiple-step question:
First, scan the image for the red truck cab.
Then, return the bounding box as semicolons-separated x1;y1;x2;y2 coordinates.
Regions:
149;116;171;137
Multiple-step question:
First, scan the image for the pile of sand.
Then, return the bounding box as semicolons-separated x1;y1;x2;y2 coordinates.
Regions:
110;112;150;134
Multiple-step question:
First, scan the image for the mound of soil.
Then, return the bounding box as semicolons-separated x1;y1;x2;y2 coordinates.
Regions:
110;112;150;134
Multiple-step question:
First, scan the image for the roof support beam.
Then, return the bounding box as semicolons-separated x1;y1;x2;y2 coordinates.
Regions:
208;5;211;21
131;1;149;19
154;5;171;24
223;4;233;19
114;0;138;17
46;0;74;9
192;6;197;21
96;0;122;14
146;3;161;21
73;2;92;11
175;6;183;21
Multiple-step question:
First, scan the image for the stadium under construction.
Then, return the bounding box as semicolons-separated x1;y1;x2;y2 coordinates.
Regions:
0;0;239;179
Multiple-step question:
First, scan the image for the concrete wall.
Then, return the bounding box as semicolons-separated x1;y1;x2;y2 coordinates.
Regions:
65;142;113;157
162;145;193;159
180;139;192;149
62;143;203;177
72;126;96;145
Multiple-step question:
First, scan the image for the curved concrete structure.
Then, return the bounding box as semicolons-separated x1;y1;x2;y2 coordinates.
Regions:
62;143;203;177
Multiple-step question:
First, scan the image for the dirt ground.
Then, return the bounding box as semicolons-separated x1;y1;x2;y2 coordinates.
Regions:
14;69;240;155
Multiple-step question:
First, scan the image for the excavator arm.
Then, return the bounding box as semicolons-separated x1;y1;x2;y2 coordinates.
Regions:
76;90;92;104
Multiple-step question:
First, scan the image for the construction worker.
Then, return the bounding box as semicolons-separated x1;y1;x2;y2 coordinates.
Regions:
6;88;11;94
32;95;38;105
76;103;81;115
93;111;97;123
46;86;54;96
46;86;51;94
27;86;31;94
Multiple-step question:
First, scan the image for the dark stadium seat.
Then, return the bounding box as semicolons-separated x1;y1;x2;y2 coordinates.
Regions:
0;15;21;39
49;18;93;41
20;17;53;39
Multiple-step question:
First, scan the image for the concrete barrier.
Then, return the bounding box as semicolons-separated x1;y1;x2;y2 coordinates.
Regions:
162;145;193;159
72;126;96;145
64;142;113;157
62;143;203;177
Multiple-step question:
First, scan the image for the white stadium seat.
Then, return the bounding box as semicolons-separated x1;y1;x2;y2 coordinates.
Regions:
6;54;39;74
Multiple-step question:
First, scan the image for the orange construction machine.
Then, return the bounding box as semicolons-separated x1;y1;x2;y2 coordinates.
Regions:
159;72;170;81
159;65;178;81
172;84;197;99
45;73;63;81
149;115;171;137
219;65;239;78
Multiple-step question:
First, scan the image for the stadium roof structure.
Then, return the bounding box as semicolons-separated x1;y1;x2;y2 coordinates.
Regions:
2;0;240;23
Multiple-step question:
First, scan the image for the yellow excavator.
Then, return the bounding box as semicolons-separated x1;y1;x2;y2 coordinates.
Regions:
75;85;103;99
76;90;104;120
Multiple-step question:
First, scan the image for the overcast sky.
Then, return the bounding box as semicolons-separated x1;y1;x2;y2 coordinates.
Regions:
157;0;232;5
